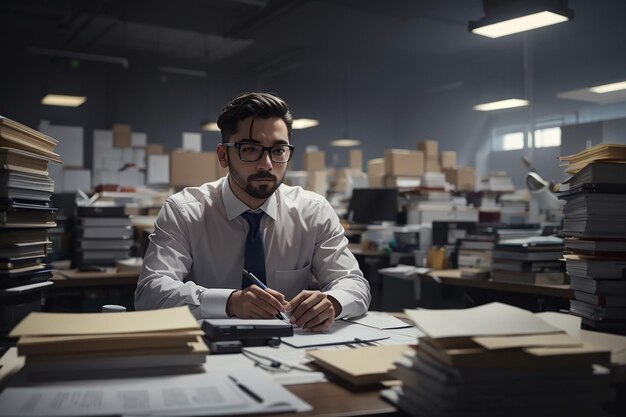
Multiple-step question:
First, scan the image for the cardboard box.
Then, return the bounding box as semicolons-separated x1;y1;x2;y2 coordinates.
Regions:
367;158;385;177
303;151;325;171
445;166;475;191
417;140;438;159
306;171;328;196
384;149;424;176
424;159;441;173
170;150;218;187
113;124;131;148
349;149;363;170
145;144;164;155
440;151;457;170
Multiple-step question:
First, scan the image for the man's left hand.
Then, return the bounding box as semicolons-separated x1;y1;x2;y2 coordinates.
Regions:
288;291;342;332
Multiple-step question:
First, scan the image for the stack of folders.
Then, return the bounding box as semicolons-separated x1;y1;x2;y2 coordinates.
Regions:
9;306;207;380
490;236;565;285
74;205;133;268
558;147;626;334
383;303;612;417
0;116;63;339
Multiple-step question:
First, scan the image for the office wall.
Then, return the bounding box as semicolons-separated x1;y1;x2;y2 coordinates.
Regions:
2;0;626;181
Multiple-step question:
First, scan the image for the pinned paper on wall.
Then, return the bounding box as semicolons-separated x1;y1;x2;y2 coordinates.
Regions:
182;132;202;152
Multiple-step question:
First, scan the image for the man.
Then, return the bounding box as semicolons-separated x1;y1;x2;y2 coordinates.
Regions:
135;92;370;331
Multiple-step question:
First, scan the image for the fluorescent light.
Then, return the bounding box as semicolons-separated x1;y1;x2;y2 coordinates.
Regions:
41;94;86;107
292;118;319;129
201;122;220;131
474;99;529;112
472;11;569;38
589;81;626;94
330;139;361;147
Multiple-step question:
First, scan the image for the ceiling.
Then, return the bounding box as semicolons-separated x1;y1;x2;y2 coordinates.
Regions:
1;0;489;71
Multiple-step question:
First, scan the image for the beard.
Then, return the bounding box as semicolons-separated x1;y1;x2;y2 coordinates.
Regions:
228;163;284;199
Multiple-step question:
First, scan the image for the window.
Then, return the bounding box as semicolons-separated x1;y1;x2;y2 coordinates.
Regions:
501;131;524;150
533;127;561;148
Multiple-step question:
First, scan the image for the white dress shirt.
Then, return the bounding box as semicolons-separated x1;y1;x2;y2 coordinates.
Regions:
135;176;370;319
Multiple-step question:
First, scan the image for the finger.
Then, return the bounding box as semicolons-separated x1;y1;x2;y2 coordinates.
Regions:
301;300;334;329
290;292;319;323
308;316;335;332
248;286;288;313
288;291;309;311
267;288;291;311
293;294;329;327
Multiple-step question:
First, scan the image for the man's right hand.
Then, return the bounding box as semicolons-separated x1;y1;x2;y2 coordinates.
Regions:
226;285;290;319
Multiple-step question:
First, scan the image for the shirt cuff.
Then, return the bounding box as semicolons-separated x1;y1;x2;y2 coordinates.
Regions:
325;289;355;320
199;288;237;319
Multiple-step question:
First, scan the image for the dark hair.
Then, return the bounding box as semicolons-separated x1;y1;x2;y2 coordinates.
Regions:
217;92;293;143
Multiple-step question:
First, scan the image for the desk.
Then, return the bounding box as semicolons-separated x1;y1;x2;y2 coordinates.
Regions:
420;269;573;312
46;270;139;312
271;382;399;417
51;269;139;288
0;350;402;417
429;269;574;299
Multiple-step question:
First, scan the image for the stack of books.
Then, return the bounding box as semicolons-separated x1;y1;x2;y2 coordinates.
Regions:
9;306;207;379
0;116;62;339
385;303;612;416
74;205;133;268
491;236;565;285
559;146;626;334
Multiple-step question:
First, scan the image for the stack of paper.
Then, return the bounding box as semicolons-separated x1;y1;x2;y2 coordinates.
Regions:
74;205;132;267
559;143;626;174
558;146;626;333
9;306;208;379
0;116;62;338
387;303;612;416
490;236;565;285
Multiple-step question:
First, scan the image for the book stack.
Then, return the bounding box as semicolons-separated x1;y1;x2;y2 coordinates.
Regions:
559;146;626;334
385;303;612;417
74;205;133;268
0;116;62;339
9;306;207;379
491;236;565;285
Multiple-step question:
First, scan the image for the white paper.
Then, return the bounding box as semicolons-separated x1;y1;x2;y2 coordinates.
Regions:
282;319;390;348
182;132;202;152
147;154;170;184
405;302;560;339
131;132;147;147
93;130;113;149
63;169;91;192
0;368;310;417
346;312;412;330
40;122;84;168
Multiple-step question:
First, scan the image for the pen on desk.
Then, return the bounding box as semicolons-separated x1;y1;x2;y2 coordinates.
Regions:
242;269;288;321
228;375;262;403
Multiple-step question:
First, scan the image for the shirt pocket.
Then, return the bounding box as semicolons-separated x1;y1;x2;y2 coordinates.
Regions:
274;265;312;300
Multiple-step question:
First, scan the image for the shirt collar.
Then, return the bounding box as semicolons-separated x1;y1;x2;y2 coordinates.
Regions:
221;174;278;221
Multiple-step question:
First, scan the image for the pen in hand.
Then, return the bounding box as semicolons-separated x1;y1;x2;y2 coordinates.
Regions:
242;269;288;321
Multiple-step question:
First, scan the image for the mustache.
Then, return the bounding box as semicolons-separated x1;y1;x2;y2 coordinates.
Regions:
248;172;277;181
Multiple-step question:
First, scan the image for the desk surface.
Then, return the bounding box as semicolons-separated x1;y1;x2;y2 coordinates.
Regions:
429;269;574;299
51;269;139;288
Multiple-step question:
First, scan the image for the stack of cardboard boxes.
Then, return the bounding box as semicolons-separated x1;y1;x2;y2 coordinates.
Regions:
417;140;440;173
302;150;327;195
383;149;424;187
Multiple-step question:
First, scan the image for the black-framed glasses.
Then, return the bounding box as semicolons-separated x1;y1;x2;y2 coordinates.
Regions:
223;142;294;163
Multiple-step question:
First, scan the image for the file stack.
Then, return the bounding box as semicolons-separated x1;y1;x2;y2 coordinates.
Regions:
74;205;133;268
491;236;565;284
9;306;208;379
559;146;626;334
388;303;612;417
0;116;62;339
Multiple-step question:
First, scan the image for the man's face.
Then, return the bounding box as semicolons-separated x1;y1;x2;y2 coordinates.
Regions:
220;116;290;200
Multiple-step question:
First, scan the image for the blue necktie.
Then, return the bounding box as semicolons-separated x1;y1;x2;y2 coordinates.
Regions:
241;211;266;288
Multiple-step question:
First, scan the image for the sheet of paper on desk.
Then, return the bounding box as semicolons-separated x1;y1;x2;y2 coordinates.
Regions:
0;368;311;416
346;311;412;329
404;302;560;339
282;320;390;348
